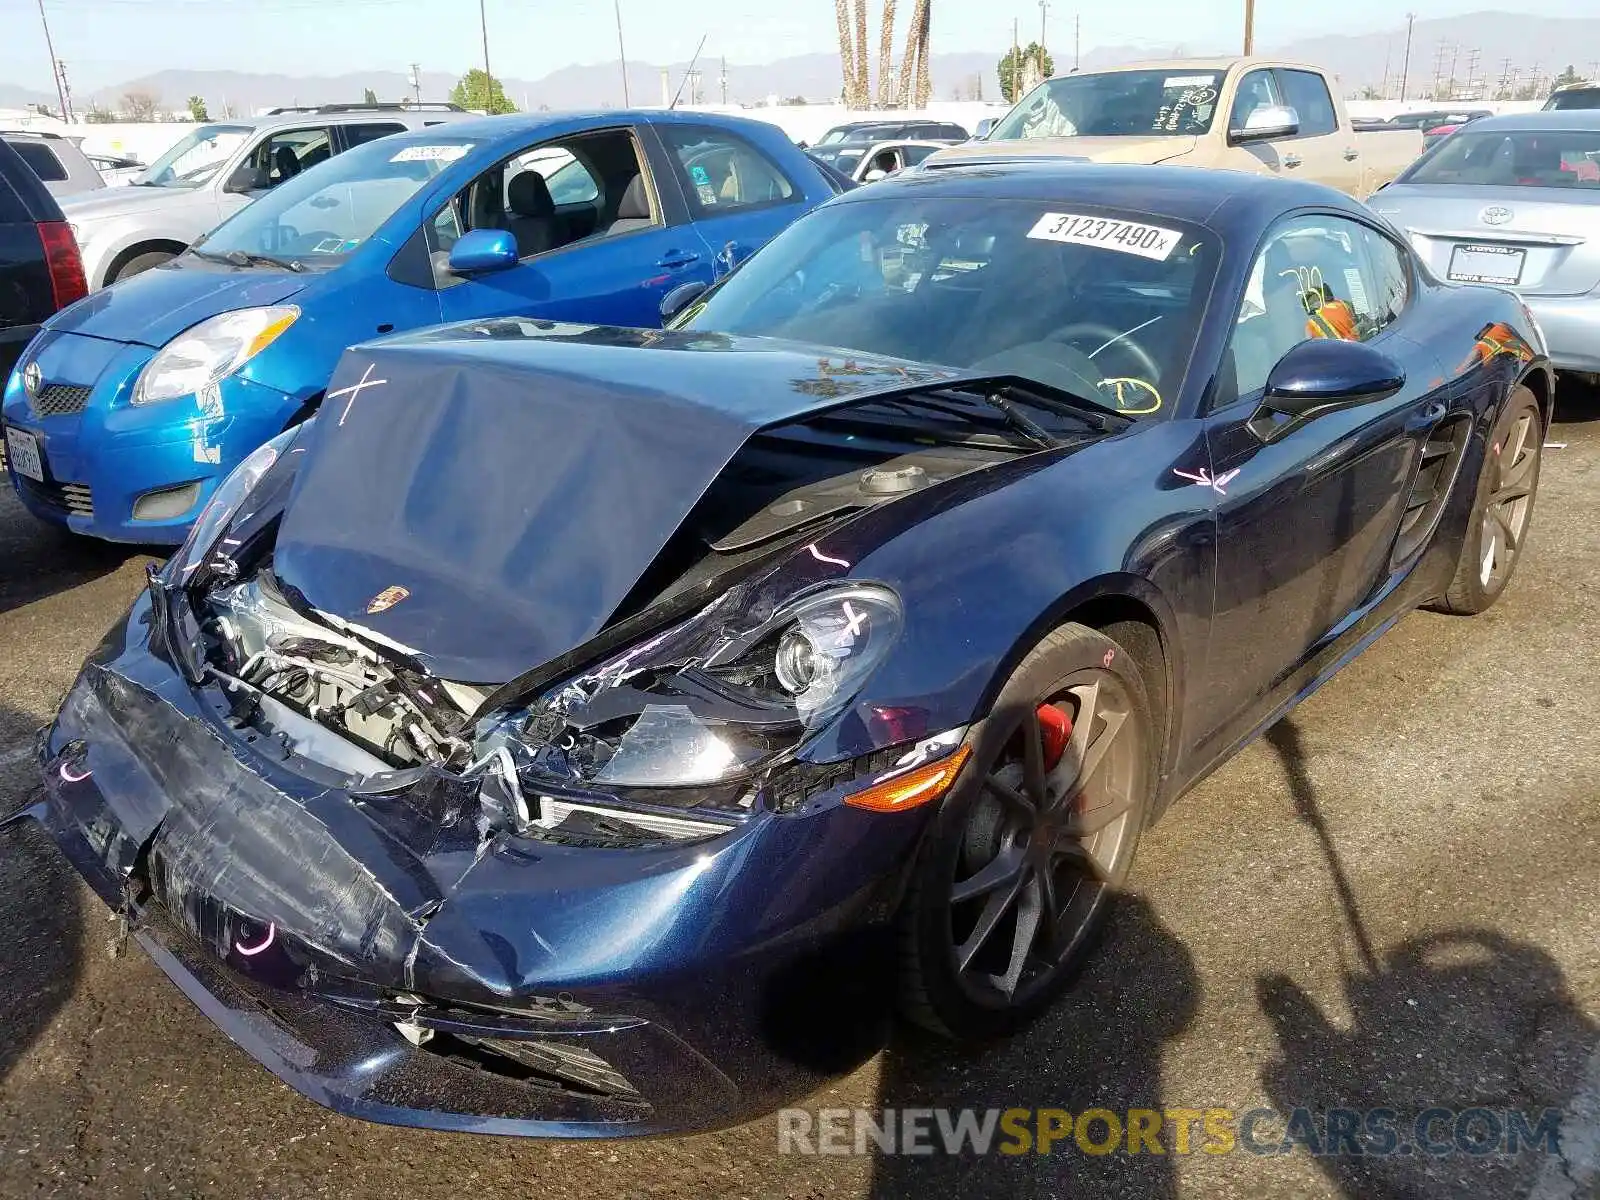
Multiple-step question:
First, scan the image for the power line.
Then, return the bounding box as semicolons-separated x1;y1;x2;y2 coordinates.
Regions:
34;0;68;119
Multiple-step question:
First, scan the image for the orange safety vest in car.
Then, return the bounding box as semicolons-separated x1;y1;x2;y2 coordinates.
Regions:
1305;297;1359;341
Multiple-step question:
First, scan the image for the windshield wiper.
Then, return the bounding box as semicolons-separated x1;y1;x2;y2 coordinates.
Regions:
189;247;305;272
940;377;1134;436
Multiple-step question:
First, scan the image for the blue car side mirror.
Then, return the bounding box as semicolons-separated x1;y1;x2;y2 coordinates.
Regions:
448;229;520;275
1250;337;1406;443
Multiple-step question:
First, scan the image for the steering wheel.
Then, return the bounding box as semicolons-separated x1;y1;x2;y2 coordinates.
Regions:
1052;321;1163;382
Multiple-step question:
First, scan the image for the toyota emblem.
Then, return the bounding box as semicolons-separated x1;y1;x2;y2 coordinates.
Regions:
21;361;42;397
1480;205;1513;226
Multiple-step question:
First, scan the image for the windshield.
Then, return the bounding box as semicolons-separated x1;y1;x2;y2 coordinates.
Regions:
196;135;481;266
1546;87;1600;111
134;125;251;188
1401;128;1600;188
990;69;1224;139
811;145;869;173
681;195;1218;418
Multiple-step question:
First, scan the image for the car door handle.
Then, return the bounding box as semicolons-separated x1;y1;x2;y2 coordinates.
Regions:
1283;154;1304;168
656;251;701;270
1343;148;1360;161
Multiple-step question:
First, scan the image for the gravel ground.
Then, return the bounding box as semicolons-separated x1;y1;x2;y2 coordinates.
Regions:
1;384;1596;1200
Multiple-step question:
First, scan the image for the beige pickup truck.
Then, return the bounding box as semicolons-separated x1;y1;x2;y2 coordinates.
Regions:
927;57;1423;198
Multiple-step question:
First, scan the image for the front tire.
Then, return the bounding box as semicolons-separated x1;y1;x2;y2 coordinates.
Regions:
898;623;1156;1040
108;250;176;284
1435;385;1543;615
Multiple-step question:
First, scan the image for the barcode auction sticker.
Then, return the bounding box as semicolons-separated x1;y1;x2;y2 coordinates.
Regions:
390;144;471;163
1026;212;1183;261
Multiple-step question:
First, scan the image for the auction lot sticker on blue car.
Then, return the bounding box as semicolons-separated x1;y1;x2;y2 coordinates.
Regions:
1027;212;1182;261
390;144;471;163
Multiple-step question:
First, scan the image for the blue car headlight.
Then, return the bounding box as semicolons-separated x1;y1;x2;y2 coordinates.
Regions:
165;427;298;583
132;305;299;406
501;584;904;789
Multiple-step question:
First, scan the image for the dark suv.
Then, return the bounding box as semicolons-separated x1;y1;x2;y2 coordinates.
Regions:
0;136;87;446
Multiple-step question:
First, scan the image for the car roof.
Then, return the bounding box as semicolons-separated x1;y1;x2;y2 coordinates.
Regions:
836;160;1350;229
374;107;787;145
1451;109;1600;132
219;107;472;133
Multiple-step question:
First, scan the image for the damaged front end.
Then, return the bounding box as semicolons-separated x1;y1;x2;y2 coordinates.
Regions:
20;327;1109;1134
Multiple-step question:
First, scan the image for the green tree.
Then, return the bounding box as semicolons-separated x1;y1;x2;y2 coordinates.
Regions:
1553;64;1582;88
449;68;517;114
186;94;209;121
363;87;378;104
1359;85;1383;100
998;43;1054;104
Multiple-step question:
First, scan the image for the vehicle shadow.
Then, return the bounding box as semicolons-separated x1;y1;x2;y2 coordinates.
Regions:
0;491;157;618
1258;719;1597;1199
867;893;1199;1199
1552;372;1600;424
0;706;84;1092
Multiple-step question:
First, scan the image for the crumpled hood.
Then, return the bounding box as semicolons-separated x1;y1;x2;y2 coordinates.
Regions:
930;135;1197;166
44;259;309;347
271;321;964;684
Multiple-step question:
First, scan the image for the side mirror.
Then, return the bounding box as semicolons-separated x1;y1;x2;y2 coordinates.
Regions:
1229;103;1300;144
224;163;270;194
448;229;520;275
660;280;708;323
1249;338;1405;443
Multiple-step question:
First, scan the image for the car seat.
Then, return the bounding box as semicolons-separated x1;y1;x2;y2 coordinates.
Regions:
606;175;654;234
504;171;558;257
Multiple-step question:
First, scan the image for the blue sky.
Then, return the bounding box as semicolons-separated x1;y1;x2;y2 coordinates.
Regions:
0;0;1584;93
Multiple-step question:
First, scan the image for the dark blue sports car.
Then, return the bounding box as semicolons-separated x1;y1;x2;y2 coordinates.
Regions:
9;163;1551;1137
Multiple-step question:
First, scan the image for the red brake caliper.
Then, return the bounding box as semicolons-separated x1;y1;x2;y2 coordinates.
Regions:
1037;704;1072;771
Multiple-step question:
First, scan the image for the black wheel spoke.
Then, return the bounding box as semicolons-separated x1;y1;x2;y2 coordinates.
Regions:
1050;838;1099;878
1062;780;1140;839
995;874;1046;997
952;849;1025;904
956;869;1029;973
1021;709;1048;807
983;775;1037;820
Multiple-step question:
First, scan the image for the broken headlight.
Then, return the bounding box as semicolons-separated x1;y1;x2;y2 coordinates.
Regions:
512;584;903;789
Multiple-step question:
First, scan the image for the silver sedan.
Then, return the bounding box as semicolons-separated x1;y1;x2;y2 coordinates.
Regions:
1368;110;1600;379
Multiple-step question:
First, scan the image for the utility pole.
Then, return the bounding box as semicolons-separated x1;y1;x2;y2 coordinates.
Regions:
1243;0;1255;56
478;0;493;110
1074;13;1081;71
409;63;422;106
1497;56;1511;99
1398;12;1415;102
34;0;67;121
1039;0;1049;73
720;57;728;105
1447;41;1460;97
613;0;631;106
56;59;73;122
1465;47;1480;98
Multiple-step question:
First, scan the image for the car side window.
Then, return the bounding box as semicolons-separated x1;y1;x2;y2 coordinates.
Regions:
1229;69;1281;134
425;129;656;284
1222;214;1388;404
242;127;334;189
1354;224;1411;331
8;141;66;182
657;125;798;215
1275;70;1338;137
342;122;407;149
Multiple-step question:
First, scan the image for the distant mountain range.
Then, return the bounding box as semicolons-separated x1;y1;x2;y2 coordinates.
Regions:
3;12;1598;116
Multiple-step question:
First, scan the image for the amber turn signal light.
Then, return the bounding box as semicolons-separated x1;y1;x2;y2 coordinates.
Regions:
842;746;972;813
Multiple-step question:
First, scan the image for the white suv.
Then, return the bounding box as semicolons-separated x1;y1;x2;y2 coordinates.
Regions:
62;103;474;289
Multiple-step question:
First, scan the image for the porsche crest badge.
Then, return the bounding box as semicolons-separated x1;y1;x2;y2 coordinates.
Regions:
366;586;411;615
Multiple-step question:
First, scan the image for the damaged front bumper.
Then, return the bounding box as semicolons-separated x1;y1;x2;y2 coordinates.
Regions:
11;594;930;1136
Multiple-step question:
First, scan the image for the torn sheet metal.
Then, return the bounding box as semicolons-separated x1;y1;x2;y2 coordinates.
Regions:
272;324;966;684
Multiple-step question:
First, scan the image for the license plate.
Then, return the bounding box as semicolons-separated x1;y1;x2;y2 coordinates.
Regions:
4;426;43;482
1448;243;1525;286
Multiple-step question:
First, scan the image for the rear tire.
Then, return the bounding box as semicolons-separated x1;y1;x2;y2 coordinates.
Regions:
898;622;1155;1040
1434;385;1542;615
109;250;176;284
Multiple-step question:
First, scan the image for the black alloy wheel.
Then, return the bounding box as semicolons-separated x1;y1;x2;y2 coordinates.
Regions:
1436;385;1543;615
899;623;1155;1039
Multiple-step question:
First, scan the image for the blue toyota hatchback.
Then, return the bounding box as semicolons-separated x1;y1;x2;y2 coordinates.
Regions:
2;110;841;543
